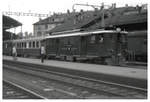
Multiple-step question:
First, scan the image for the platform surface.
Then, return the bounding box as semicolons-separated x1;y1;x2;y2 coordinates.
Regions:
3;56;147;80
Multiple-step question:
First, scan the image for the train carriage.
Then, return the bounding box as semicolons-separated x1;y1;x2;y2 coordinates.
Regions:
44;29;127;65
127;30;147;62
3;36;45;57
3;29;127;66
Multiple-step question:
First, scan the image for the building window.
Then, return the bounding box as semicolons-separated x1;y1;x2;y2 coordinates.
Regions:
37;31;42;36
45;24;48;29
38;26;41;30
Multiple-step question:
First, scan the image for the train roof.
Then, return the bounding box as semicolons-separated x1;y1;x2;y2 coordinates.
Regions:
45;29;127;39
4;29;127;43
127;30;147;36
3;36;46;43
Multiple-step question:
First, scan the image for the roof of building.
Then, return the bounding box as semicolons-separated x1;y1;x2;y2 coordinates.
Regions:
49;6;147;33
3;15;22;30
49;11;102;33
33;5;147;34
33;14;67;25
89;9;147;30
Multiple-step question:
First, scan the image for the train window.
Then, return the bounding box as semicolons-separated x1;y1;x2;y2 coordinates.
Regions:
18;43;20;48
24;42;26;48
98;35;104;43
33;41;35;48
17;43;19;48
63;38;68;45
121;35;127;43
19;43;21;48
38;41;40;47
22;43;24;48
26;42;29;48
29;42;32;48
36;41;39;48
109;34;113;39
90;35;96;43
22;43;23;48
144;39;147;45
5;43;8;48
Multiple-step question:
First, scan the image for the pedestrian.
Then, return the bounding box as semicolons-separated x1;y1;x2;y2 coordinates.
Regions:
41;45;45;63
12;45;17;60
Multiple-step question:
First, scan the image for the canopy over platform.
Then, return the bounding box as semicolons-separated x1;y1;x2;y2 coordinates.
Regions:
3;15;22;30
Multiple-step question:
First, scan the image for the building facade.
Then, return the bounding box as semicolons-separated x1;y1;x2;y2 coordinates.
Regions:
33;14;67;36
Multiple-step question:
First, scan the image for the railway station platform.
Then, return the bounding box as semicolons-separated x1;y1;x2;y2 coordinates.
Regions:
3;55;147;81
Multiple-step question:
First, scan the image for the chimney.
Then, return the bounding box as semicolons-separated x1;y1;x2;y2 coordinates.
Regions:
73;9;76;12
112;3;116;9
80;9;84;13
125;4;128;7
100;2;104;10
39;18;42;21
94;8;98;11
114;3;116;8
101;12;105;28
67;9;70;14
136;5;142;14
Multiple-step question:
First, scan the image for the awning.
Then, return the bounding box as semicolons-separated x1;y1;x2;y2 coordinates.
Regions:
3;15;22;30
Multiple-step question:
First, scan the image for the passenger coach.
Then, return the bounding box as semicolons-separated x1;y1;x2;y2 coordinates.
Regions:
3;36;45;57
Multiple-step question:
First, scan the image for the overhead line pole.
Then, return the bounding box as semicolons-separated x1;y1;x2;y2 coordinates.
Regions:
2;11;50;17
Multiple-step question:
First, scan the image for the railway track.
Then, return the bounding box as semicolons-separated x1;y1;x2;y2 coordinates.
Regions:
3;60;147;99
3;80;44;99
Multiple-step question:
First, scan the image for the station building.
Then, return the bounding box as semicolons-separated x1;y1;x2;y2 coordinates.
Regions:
33;4;147;36
33;4;147;62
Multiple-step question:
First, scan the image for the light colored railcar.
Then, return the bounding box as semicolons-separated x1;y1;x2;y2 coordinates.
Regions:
3;37;45;57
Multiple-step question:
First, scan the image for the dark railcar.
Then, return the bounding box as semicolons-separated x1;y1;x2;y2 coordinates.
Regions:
44;29;127;65
127;30;147;62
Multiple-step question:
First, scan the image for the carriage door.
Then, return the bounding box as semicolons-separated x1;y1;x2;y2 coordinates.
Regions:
111;33;125;65
80;36;87;56
56;38;60;56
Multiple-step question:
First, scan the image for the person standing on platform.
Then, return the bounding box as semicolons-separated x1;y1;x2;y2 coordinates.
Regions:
41;45;46;63
12;45;17;60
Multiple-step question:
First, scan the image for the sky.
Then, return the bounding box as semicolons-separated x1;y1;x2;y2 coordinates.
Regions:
1;0;148;34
